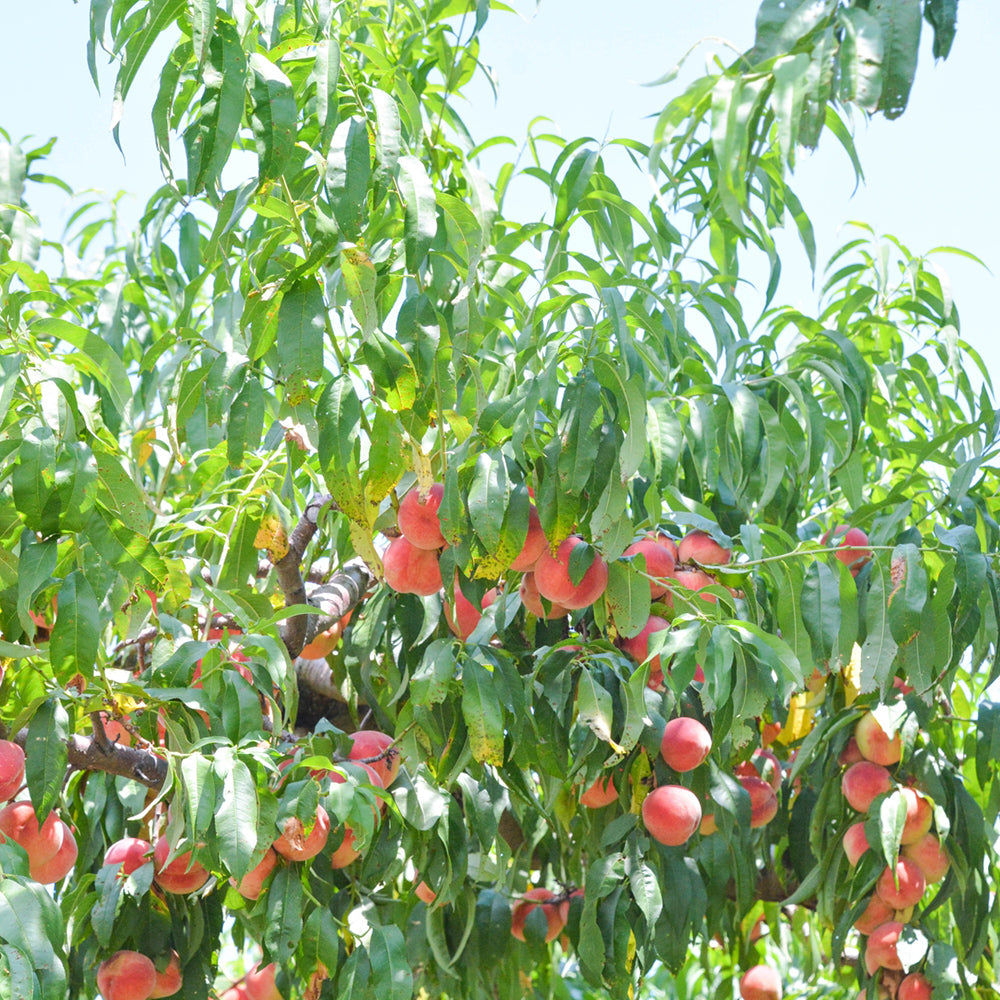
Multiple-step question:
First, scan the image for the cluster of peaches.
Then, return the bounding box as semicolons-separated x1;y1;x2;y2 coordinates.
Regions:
840;713;945;999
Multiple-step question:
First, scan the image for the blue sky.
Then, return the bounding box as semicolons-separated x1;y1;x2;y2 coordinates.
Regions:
2;1;997;385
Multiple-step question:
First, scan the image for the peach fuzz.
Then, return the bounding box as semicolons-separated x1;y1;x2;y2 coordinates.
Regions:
898;973;933;1000
855;711;902;766
397;482;446;550
231;847;278;900
0;801;64;868
678;530;731;567
842;822;870;866
580;775;618;808
864;920;904;974
273;805;331;862
511;888;568;942
96;950;158;1000
841;761;893;813
153;837;211;894
509;503;548;572
660;717;712;773
641;785;702;846
739;964;782;1000
381;535;443;596
903;833;949;883
876;857;926;909
624;536;676;598
0;740;25;801
150;951;183;999
518;572;569;620
533;536;609;610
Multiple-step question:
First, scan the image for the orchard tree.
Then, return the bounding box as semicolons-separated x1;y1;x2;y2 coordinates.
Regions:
1;1;998;999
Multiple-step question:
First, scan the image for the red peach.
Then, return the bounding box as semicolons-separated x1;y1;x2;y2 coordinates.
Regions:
0;801;64;868
842;822;870;866
580;775;618;808
150;951;182;999
855;712;903;766
348;730;400;788
273;806;331;862
739;964;782;1000
660;717;712;772
397;482;446;550
244;963;283;1000
876;857;926;909
823;525;872;576
898;973;933;1000
678;530;731;567
619;614;670;675
669;568;718;603
839;737;864;767
903;833;949;884
328;764;384;869
382;536;443;596
900;788;933;845
104;837;154;875
518;572;569;619
96;950;158;1000
231;847;277;900
30;821;77;883
533;536;609;610
864;921;904;974
153;837;211;894
511;888;568;942
734;749;782;793
738;775;778;828
641;785;702;846
842;761;893;813
624;536;676;598
509;504;548;572
0;740;26;801
854;893;895;935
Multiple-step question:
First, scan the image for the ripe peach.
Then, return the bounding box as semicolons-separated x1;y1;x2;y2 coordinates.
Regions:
823;525;872;576
898;973;933;1000
0;740;25;801
580;775;618;808
734;749;782;792
624;536;676;598
96;950;158;1000
660;717;712;772
100;713;134;747
231;847;277;900
30;821;77;883
669;567;718;603
273;805;331;862
641;785;702;846
855;712;902;766
348;730;400;788
518;572;569;619
841;761;893;812
876;857;926;909
533;536;609;610
328;764;384;869
839;736;864;767
219;987;248;1000
738;775;778;828
153;837;211;894
678;530;731;567
854;893;895;936
739;964;782;1000
0;801;64;868
900;788;933;845
150;951;182;998
382;536;443;596
842;822;870;866
619;614;670;676
903;833;949;884
397;482;446;550
864;921;904;974
104;837;154;875
244;963;283;1000
511;888;568;942
299;611;350;659
509;504;548;572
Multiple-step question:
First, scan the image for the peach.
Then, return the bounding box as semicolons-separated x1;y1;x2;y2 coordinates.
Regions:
444;581;484;639
619;614;670;676
509;503;548;572
273;805;330;862
0;801;64;868
900;788;933;845
841;761;893;812
624;536;676;598
641;785;702;846
104;837;154;875
244;963;283;1000
669;567;718;603
903;833;949;883
678;530;731;567
738;775;779;828
739;964;782;1000
150;951;182;998
699;812;718;836
348;730;400;788
898;973;933;1000
842;822;870;866
511;888;568;942
855;712;902;766
823;525;872;576
328;764;384;869
153;837;211;894
219;988;248;1000
876;857;926;909
96;950;158;1000
660;717;712;772
518;572;569;619
397;482;446;550
839;736;864;767
854;893;895;936
734;749;782;792
231;847;277;900
101;714;134;747
864;921;904;974
580;775;618;808
30;821;77;883
533;536;609;610
0;740;25;801
382;536;443;596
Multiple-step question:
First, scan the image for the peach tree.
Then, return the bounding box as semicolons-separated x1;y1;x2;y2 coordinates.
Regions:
0;1;997;998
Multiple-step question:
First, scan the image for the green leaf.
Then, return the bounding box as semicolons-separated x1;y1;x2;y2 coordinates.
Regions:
398;155;435;272
860;559;898;694
0;943;40;1000
975;701;1000;789
49;571;100;684
275;277;325;405
180;753;218;840
368;924;412;1000
887;543;927;644
227;377;266;468
749;0;837;63
576;670;616;748
0;877;67;1000
461;656;505;766
313;40;341;150
25;700;69;821
801;560;841;664
190;0;216;66
924;0;957;58
340;248;377;339
602;560;651;640
316;376;365;525
327;116;371;238
554;147;599;227
263;864;304;962
249;53;297;180
112;0;186;109
94;448;150;538
218;508;261;590
838;7;884;110
871;0;922;119
213;750;258;881
474;889;510;965
371;88;401;190
467;452;510;552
